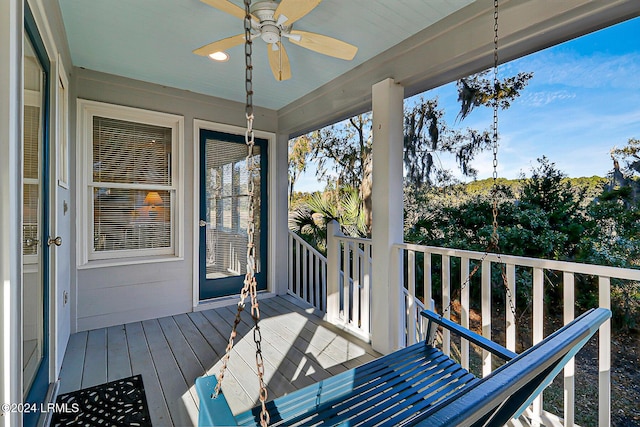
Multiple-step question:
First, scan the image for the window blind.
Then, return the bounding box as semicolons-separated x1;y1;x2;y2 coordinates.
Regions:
93;116;172;185
204;137;261;277
92;116;173;253
23;105;40;256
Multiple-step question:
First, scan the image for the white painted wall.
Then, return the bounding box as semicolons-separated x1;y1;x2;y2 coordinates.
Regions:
0;0;24;425
71;69;279;331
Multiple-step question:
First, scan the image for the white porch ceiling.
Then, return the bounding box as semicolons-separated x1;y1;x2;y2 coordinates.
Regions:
58;0;475;111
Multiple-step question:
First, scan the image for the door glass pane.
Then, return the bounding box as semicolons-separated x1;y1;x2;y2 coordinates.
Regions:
204;138;261;279
22;34;45;395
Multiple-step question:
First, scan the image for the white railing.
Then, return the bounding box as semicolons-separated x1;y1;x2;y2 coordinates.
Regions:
395;242;640;427
288;230;327;312
326;221;373;341
289;222;638;426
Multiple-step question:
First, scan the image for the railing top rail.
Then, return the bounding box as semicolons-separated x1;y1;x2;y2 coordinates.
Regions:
335;235;373;245
288;230;328;261
394;242;640;281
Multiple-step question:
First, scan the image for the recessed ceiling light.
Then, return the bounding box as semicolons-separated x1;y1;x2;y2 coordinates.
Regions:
209;51;229;62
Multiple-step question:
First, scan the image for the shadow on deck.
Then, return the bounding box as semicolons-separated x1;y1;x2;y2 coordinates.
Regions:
57;294;380;426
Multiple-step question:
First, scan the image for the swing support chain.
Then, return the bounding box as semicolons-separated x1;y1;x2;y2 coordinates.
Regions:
442;0;516;322
213;1;270;425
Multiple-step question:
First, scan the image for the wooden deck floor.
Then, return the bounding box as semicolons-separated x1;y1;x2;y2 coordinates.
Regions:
58;294;380;427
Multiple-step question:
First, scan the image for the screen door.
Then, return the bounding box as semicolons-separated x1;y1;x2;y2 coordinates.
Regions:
199;129;267;300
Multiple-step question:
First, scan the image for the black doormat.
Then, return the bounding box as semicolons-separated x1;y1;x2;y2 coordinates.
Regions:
51;374;152;427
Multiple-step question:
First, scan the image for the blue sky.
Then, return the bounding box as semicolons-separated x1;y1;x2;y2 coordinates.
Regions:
295;16;640;193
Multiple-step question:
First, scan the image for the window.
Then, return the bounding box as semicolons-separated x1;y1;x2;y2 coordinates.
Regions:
23;52;43;259
77;100;183;265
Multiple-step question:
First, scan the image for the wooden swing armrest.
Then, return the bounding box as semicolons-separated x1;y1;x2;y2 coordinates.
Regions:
421;309;518;361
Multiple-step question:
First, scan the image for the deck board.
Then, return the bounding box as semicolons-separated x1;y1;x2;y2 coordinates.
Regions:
126;321;172;426
81;328;107;389
142;318;199;427
187;310;256;414
217;305;311;397
106;325;132;382
58;331;87;394
58;295;380;427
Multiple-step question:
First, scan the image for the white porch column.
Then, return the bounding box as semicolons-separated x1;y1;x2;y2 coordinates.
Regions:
0;0;24;425
326;220;343;324
371;78;404;354
271;133;290;295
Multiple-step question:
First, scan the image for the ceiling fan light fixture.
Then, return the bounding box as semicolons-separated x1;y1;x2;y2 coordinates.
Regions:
209;51;230;61
260;24;280;44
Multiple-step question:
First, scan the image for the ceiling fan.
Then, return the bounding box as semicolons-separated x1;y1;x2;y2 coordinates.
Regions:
193;0;358;81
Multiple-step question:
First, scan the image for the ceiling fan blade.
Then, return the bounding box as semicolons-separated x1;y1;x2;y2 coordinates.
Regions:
267;42;292;81
199;0;257;21
274;0;321;25
193;34;245;56
288;30;358;60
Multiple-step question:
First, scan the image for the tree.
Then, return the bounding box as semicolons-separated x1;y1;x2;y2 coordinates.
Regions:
404;98;493;187
403;71;533;188
611;137;640;177
291;70;533;236
309;114;373;233
289;188;367;252
609;137;640;203
517;156;588;259
288;134;313;204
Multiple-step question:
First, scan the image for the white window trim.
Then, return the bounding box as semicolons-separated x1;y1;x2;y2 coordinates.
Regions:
76;99;184;267
56;56;69;189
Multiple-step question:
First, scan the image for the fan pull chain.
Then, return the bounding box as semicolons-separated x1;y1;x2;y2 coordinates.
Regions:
214;1;270;426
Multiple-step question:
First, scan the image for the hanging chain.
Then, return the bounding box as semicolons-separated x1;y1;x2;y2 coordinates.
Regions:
490;0;517;320
491;0;500;251
214;2;270;425
442;0;516;321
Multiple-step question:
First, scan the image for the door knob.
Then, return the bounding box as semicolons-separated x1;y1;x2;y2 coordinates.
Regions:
24;238;39;248
199;220;207;227
47;236;62;247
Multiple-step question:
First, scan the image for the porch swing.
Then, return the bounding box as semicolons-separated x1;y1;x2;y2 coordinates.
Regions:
195;1;611;426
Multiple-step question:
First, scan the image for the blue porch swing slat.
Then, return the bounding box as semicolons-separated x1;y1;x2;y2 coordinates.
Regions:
196;307;610;427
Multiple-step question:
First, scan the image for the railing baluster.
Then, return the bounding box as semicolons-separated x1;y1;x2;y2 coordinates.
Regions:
506;264;516;352
424;252;432;305
342;240;350;323
322;258;327;313
442;255;451;356
361;243;371;335
352;243;361;329
295;239;301;298
408;250;417;345
599;276;611;427
288;232;293;294
314;254;320;310
302;244;308;303
481;259;491;377
461;256;470;370
532;267;544;424
563;271;575;427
